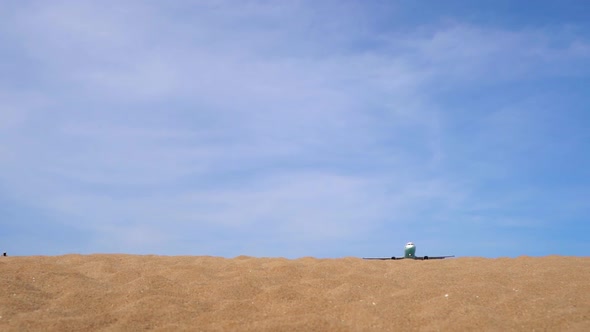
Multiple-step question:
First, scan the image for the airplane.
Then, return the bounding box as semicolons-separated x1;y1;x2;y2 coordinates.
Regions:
363;242;454;260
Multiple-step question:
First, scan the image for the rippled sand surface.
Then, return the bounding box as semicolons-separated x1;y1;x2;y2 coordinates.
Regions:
1;255;589;331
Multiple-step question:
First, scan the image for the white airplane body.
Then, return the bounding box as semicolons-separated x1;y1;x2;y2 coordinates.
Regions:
364;242;454;260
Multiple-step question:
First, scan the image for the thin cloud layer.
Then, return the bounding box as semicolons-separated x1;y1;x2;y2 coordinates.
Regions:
1;1;588;257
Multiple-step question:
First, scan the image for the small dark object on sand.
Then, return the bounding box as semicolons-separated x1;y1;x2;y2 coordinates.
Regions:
2;252;6;257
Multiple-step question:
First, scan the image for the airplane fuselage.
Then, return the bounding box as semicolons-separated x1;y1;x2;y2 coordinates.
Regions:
404;242;416;258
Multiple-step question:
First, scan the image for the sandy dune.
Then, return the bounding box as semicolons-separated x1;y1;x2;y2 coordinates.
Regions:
1;255;588;331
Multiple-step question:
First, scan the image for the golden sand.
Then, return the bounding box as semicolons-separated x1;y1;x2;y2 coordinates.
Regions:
1;255;589;331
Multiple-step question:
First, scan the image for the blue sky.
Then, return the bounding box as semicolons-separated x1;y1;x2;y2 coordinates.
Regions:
1;0;588;258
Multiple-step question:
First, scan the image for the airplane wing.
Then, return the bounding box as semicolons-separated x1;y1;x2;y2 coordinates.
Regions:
414;255;454;260
362;257;404;260
363;255;454;260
